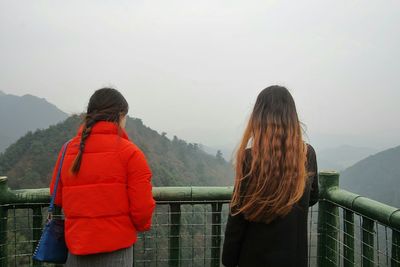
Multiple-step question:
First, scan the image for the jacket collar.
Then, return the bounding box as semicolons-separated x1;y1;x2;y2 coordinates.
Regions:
77;121;130;140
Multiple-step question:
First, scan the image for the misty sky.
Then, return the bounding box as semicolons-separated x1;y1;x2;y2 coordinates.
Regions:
1;1;399;152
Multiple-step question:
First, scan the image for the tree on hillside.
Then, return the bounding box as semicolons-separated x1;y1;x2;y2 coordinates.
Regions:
216;150;225;164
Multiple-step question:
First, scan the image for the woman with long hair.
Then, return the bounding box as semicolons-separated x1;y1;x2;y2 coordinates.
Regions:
222;86;318;267
49;88;155;266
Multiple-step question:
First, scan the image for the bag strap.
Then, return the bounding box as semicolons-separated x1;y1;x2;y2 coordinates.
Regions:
48;140;72;213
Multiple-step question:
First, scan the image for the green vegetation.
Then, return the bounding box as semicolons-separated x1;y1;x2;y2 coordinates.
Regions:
0;115;234;189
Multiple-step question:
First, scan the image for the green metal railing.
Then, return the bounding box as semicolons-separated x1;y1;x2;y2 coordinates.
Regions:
0;172;399;266
0;177;234;267
318;172;400;267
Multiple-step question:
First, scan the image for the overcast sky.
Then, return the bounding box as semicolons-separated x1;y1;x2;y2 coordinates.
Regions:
1;1;399;151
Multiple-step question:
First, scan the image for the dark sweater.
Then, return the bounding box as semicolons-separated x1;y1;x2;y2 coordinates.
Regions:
222;145;319;267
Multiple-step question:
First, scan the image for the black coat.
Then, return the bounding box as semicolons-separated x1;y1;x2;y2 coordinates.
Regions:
222;145;319;267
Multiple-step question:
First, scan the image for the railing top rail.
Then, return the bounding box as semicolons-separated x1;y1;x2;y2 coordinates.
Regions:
2;173;400;230
153;186;233;201
0;177;233;204
319;171;400;230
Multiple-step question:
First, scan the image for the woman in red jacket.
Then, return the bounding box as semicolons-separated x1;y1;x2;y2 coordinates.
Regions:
49;88;155;267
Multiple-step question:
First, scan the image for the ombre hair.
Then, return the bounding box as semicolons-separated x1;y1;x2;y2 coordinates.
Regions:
231;85;307;223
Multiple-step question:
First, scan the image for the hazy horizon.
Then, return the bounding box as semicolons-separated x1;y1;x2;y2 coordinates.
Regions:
1;1;399;152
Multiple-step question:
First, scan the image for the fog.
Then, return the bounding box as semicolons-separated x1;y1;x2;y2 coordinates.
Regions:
1;1;399;153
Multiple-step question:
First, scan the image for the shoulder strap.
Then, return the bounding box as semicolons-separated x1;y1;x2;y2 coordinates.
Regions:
48;140;72;213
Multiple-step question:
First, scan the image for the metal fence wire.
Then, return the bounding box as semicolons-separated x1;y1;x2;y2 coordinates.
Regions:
320;200;400;267
317;172;400;267
0;201;319;267
1;172;400;267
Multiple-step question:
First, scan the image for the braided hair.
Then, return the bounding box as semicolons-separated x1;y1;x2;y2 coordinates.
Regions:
70;88;129;175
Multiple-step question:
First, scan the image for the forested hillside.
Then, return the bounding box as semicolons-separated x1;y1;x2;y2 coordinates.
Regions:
0;115;234;189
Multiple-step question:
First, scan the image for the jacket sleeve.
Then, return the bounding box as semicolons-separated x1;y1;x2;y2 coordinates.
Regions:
222;212;248;267
49;149;63;207
307;145;319;207
126;148;156;232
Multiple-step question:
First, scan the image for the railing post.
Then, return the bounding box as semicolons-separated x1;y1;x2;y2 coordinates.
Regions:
392;230;400;267
169;204;181;267
211;203;223;267
343;210;354;267
317;172;339;267
362;217;375;267
0;177;9;267
0;207;7;267
32;207;43;267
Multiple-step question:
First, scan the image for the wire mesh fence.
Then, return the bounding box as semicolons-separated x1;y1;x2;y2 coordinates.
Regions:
309;204;319;267
1;181;400;267
0;203;58;267
0;200;320;267
133;201;229;267
319;199;400;267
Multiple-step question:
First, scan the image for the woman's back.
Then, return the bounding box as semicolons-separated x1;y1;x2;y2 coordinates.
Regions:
49;88;155;260
221;85;319;267
222;145;318;267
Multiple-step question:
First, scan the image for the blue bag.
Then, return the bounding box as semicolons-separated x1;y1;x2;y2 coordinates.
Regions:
32;141;71;263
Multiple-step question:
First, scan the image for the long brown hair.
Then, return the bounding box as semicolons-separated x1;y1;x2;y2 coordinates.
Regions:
231;85;307;223
70;88;129;175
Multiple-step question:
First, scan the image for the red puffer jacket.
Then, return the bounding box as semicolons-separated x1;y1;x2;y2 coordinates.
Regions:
49;121;155;255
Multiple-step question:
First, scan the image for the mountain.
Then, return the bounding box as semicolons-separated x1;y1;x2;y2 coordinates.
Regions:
0;91;68;152
317;145;378;171
308;132;398;153
0;115;234;189
340;145;400;207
